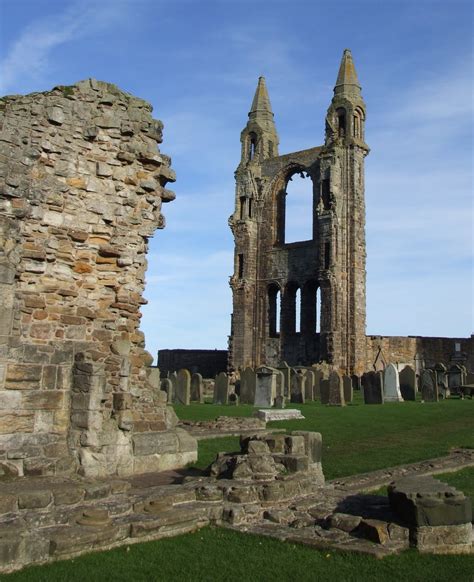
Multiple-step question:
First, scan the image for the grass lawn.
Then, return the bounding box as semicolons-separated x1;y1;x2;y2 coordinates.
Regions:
175;395;474;479
4;526;474;582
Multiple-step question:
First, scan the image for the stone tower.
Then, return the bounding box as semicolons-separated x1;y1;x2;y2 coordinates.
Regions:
228;49;369;375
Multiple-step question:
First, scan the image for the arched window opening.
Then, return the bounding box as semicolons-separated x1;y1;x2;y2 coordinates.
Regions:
321;175;330;209
295;288;301;333
336;108;346;137
354;107;365;139
284;171;313;243
248;198;253;219
238;254;244;279
248;133;257;161
324;242;331;269
268;284;281;337
239;196;246;220
316;287;321;333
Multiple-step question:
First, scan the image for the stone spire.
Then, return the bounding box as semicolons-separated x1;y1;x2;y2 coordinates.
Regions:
249;76;274;122
239;76;279;164
334;49;361;97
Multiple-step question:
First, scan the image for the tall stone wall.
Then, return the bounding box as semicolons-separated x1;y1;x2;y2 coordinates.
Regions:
366;335;474;372
158;349;228;377
0;79;196;478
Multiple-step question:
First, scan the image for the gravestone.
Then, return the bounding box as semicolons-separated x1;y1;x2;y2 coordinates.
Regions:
274;369;285;398
320;379;330;404
448;364;464;394
290;369;305;404
328;371;345;406
383;363;403;402
313;369;323;401
421;369;438;402
274;394;286;409
351;374;361;390
240;367;256;404
342;375;353;403
277;361;291;397
304;369;315;400
175;369;191;405
191;372;204;403
169;371;178;402
213;372;230;405
255;366;278;407
399;365;416;401
228;393;239;406
160;378;173;403
361;371;384;404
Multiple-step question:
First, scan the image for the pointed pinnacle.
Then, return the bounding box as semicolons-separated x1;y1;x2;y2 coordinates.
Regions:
334;48;361;96
249;76;274;118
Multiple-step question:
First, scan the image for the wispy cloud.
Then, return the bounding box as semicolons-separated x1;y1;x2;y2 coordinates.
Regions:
0;0;133;94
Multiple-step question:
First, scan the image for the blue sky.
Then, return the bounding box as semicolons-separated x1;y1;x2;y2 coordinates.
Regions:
1;0;473;360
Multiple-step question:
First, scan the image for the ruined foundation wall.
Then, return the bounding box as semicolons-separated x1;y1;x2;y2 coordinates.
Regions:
0;79;196;478
365;335;474;371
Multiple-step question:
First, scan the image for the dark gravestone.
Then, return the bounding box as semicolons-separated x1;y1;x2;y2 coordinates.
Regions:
213;372;230;405
277;361;291;398
175;369;191;405
399;365;416;401
328;371;345;406
304;369;315;401
313;369;323;401
240;367;256;404
351;374;361;390
420;369;438;402
191;372;204;403
342;375;353;403
290;369;305;404
320;379;330;405
448;364;464;395
361;371;383;404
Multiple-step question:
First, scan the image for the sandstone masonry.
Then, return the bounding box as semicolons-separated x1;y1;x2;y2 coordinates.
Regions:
0;79;197;478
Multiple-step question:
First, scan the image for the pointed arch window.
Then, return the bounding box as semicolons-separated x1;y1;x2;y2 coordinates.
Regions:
336;108;346;137
248;132;257;161
268;284;281;337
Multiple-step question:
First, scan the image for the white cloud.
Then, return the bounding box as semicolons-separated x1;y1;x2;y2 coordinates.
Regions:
0;0;133;94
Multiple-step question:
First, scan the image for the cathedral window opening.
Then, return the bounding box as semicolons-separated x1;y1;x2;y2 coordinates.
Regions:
284;171;313;243
238;254;244;279
268;284;281;337
295;288;301;333
249;133;257;160
316;287;321;333
321;177;330;209
240;196;246;220
324;242;331;269
336;108;346;137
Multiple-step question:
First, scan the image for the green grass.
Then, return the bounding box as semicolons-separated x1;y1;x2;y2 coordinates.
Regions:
175;396;474;479
4;526;473;582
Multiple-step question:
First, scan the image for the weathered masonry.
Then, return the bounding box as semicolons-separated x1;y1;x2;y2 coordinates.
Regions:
0;80;197;478
229;49;368;374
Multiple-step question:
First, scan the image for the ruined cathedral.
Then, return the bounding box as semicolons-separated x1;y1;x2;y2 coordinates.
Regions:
229;49;368;375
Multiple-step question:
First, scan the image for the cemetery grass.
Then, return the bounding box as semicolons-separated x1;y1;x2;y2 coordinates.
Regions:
174;395;474;479
4;525;474;582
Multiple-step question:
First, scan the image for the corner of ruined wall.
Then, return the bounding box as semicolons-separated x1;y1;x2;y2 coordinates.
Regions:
0;79;196;477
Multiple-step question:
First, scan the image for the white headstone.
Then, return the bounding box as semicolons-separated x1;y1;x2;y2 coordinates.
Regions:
383;363;403;402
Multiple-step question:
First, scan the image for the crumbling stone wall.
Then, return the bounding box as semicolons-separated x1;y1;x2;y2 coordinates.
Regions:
0;79;196;478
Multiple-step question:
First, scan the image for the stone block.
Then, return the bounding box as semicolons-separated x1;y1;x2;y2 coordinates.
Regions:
21;391;64;410
388;475;472;527
18;490;52;509
5;364;42;389
356;519;389;544
292;431;322;463
133;431;178;456
327;512;362;533
412;523;473;554
175;428;197;454
284;435;305;455
281;454;309;473
0;412;35;434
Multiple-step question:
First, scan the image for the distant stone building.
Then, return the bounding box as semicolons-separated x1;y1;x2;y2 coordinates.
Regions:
229;49;368;374
158;349;228;377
